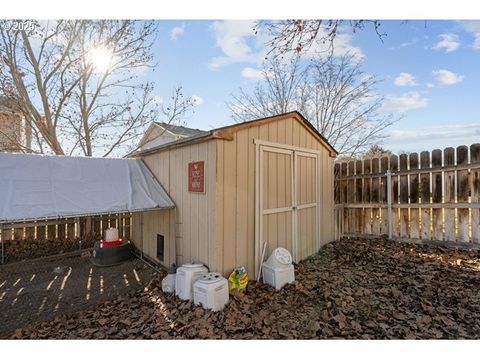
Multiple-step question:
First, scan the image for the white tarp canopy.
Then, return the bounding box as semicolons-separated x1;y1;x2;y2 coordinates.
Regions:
0;153;175;223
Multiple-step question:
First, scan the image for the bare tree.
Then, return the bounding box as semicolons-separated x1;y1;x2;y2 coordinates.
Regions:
229;57;306;121
362;144;393;159
161;85;199;125
127;85;199;154
256;20;384;58
0;20;162;157
228;54;399;157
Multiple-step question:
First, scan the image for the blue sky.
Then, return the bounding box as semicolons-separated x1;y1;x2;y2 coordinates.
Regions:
143;20;480;153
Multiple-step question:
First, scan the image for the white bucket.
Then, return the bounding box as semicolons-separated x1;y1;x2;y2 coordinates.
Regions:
105;228;119;242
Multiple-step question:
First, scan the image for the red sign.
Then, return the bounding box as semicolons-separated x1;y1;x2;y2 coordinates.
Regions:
188;161;205;193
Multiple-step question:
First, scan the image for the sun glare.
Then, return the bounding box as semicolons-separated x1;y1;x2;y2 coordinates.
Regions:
87;46;113;73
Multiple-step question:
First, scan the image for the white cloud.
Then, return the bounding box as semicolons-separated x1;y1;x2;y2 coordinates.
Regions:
240;67;265;80
432;69;464;85
394;72;417;87
433;33;460;52
300;27;364;61
191;95;204;106
388;123;480;143
474;35;480;49
458;21;480;49
209;21;364;69
383;92;428;113
170;24;185;41
209;20;259;69
426;83;435;88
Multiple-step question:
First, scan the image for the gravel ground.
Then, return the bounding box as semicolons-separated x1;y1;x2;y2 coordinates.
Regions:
0;253;155;337
7;237;480;339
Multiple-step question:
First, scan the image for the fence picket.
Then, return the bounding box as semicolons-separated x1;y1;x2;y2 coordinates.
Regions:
409;153;420;239
431;149;443;240
471;144;480;243
363;159;372;235
457;146;470;242
371;158;380;235
341;162;348;234
420;151;431;240
355;160;363;233
444;147;456;241
399;154;409;237
347;161;356;233
380;157;389;234
390;155;400;237
334;164;340;204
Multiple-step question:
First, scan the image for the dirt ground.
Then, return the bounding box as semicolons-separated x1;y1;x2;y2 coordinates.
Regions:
0;253;155;337
8;238;480;339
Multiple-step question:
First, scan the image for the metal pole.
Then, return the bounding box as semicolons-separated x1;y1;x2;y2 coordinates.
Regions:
76;217;81;250
386;170;393;240
1;224;4;264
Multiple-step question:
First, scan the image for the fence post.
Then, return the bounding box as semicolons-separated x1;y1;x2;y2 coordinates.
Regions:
386;170;393;240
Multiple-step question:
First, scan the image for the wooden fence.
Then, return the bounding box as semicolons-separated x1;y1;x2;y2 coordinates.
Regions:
334;144;480;244
0;213;132;263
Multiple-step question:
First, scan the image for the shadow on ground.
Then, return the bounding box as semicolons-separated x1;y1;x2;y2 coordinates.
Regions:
0;254;155;336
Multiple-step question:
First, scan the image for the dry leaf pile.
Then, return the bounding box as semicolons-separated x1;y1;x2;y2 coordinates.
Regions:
11;238;480;339
4;235;99;263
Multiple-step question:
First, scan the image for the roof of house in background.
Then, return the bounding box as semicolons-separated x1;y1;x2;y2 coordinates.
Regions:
0;96;21;113
154;122;207;138
0;153;175;223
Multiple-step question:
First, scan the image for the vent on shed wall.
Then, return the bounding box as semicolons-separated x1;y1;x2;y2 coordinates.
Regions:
157;234;164;262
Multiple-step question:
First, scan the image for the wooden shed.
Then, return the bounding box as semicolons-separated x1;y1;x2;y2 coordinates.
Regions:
131;111;337;278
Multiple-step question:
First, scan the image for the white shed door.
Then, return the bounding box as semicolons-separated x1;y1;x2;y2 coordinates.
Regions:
255;143;318;278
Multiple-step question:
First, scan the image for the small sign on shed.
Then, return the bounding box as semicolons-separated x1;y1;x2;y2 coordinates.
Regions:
188;161;205;193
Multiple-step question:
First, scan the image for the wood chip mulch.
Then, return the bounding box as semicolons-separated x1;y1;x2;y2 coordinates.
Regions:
10;238;480;339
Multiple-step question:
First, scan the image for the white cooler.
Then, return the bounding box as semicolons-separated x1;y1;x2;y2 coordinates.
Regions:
175;264;208;301
193;272;229;312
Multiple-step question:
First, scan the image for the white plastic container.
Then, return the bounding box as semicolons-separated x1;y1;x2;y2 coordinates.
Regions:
161;274;176;293
105;228;119;242
264;247;292;268
175;263;208;301
193;272;229;312
262;263;295;290
262;247;295;290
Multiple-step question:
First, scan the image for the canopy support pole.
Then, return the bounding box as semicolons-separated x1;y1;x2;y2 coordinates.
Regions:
1;223;4;265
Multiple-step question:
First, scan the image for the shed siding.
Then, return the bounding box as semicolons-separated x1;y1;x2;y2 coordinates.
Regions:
131;209;175;266
215;115;335;276
136;140;217;269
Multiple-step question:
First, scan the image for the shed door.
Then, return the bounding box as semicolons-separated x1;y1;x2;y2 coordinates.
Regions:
256;144;318;278
259;146;295;266
295;151;318;261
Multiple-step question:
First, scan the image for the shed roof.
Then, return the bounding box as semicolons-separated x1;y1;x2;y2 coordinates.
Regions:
154;122;207;138
0;153;174;223
131;111;338;157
